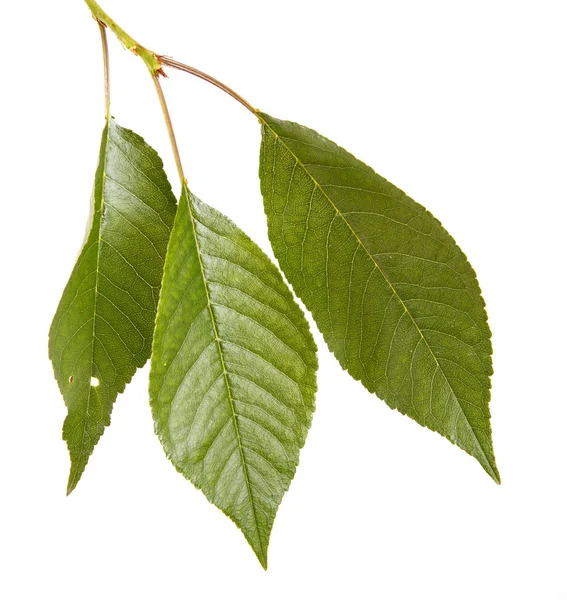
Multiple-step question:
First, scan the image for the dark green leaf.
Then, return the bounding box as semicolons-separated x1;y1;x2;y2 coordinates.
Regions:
258;113;498;482
150;186;317;568
49;119;177;494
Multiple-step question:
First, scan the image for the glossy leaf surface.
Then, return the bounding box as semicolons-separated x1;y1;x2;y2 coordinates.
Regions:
150;186;317;568
258;113;498;482
49;119;177;493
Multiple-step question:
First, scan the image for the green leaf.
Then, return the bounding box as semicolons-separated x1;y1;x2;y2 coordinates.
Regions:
49;119;177;494
150;186;317;568
258;113;499;483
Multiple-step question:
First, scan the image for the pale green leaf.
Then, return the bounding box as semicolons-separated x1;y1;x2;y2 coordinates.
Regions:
258;113;498;482
49;119;177;494
150;186;317;568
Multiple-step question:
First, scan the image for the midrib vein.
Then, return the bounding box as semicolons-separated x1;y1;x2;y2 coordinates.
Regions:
262;120;494;475
73;120;112;478
184;189;264;555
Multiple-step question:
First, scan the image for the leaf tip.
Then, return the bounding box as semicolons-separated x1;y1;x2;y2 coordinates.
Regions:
481;453;501;485
241;525;269;569
66;479;77;496
245;532;269;569
65;461;84;496
256;549;268;571
490;465;501;486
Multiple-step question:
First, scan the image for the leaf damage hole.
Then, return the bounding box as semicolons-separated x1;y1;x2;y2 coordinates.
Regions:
68;376;73;384
90;377;100;387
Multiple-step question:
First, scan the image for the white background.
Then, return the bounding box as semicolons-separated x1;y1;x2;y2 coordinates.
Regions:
1;1;566;598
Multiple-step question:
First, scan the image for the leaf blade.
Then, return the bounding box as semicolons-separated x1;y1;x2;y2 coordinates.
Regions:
150;186;317;567
49;119;177;493
258;113;498;482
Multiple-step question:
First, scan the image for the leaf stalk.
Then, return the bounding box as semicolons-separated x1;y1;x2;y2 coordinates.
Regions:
152;75;186;185
97;20;111;119
158;57;257;115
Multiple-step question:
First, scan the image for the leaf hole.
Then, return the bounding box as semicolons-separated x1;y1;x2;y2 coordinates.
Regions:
68;376;73;384
90;377;100;387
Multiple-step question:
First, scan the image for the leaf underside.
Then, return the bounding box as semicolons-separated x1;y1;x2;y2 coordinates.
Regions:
149;186;318;568
258;113;499;483
49;119;177;493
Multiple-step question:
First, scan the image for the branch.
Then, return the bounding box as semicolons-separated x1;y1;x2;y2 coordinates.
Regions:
84;0;163;75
